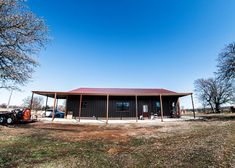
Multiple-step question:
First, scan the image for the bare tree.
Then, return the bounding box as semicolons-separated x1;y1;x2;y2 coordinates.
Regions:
23;96;43;111
0;103;7;108
217;43;235;80
0;0;48;90
194;78;233;113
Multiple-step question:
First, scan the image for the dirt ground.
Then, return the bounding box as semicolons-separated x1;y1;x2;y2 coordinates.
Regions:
0;113;235;168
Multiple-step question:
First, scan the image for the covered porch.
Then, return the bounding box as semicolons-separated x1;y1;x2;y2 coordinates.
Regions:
31;90;196;123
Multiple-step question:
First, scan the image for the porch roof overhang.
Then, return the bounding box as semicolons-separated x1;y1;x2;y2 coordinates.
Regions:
32;90;192;99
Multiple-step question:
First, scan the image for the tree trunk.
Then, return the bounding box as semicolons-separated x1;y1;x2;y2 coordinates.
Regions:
215;103;220;113
208;102;215;113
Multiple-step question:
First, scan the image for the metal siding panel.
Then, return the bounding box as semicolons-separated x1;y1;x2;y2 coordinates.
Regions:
80;96;106;118
67;95;80;117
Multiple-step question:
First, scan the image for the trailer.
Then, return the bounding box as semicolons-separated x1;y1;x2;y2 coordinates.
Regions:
0;108;32;125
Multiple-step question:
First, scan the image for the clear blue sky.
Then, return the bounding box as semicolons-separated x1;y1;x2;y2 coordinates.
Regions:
1;0;235;108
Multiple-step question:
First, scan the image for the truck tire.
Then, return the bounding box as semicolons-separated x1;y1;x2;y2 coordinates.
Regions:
0;116;5;124
6;116;14;124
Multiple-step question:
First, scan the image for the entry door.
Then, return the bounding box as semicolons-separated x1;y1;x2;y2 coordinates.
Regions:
143;105;149;117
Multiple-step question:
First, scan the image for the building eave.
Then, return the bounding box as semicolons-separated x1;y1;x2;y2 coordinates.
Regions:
32;90;192;98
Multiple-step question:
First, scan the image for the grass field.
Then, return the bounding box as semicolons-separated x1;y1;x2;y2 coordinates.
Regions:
0;114;235;168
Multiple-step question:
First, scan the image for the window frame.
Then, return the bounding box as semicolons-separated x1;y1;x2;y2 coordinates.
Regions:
116;101;130;112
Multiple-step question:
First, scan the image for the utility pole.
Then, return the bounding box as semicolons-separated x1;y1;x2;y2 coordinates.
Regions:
7;89;13;111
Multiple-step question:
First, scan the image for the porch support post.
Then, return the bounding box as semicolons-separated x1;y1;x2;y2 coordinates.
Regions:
52;93;57;121
191;93;195;119
45;96;48;113
65;96;68;118
106;95;109;124
160;94;164;122
78;94;82;122
177;98;181;117
30;92;34;110
135;95;138;122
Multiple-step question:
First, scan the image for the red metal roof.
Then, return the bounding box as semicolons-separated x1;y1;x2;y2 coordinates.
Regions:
32;88;192;98
69;88;177;95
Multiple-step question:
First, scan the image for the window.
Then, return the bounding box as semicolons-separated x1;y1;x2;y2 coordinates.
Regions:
82;101;88;109
171;102;176;112
156;101;160;108
156;101;161;112
116;102;130;112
